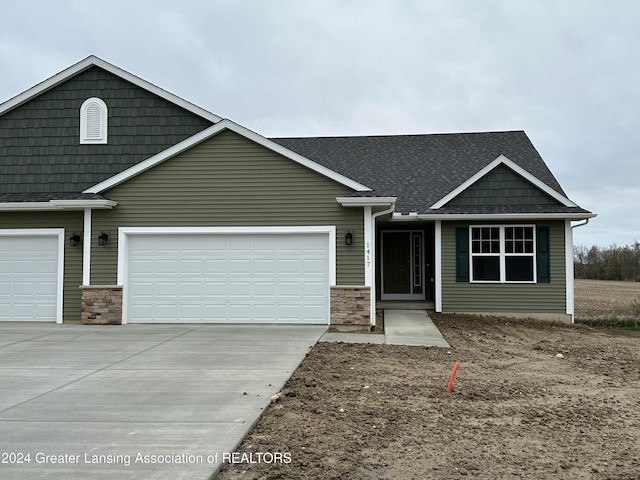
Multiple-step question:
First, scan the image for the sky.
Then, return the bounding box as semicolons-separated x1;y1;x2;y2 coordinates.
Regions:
1;0;638;248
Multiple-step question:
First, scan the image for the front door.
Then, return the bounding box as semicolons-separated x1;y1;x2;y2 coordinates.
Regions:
381;231;425;300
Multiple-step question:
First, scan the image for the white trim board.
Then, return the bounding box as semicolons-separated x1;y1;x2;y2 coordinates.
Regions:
434;221;442;312
565;220;575;321
430;155;577;209
416;212;596;221
337;196;396;207
85;120;371;194
0;199;117;211
0;55;222;123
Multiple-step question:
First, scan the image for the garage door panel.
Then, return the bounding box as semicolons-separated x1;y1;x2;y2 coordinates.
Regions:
0;235;60;322
126;232;329;324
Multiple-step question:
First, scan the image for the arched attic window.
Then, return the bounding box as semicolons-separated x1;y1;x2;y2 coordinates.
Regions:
80;97;108;144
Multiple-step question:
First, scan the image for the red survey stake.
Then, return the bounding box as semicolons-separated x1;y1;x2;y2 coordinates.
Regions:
446;362;460;393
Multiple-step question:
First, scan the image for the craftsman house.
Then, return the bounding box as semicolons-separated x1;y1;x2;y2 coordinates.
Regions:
0;56;595;326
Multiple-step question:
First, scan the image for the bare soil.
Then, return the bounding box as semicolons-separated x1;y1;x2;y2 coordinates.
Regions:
575;279;640;319
217;295;640;479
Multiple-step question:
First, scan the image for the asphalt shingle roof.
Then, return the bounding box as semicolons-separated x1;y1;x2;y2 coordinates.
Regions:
271;131;586;214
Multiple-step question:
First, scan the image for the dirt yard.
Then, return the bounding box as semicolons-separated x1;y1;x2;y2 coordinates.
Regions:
216;311;639;479
574;279;640;319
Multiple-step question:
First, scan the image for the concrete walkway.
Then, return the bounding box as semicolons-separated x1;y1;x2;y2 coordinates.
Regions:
320;310;450;347
0;323;326;480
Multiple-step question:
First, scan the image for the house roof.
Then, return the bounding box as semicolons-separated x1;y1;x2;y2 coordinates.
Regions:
272;132;593;216
0;56;592;218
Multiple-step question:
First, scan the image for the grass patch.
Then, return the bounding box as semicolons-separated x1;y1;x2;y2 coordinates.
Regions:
575;316;640;331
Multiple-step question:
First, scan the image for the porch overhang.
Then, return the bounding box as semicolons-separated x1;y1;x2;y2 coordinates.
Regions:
336;196;396;208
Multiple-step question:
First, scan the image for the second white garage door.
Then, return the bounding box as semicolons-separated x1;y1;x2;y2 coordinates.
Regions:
124;229;333;324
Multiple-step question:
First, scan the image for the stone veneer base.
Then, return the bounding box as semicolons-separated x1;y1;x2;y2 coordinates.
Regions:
80;285;123;325
330;286;371;326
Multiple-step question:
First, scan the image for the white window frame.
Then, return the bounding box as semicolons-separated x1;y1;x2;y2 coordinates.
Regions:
80;97;108;144
469;225;537;284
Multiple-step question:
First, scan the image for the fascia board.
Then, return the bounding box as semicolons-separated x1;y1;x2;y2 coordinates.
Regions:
49;199;118;209
0;55;222;123
415;212;597;221
85;120;372;194
336;196;396;207
430;154;577;209
0;199;117;211
0;202;54;211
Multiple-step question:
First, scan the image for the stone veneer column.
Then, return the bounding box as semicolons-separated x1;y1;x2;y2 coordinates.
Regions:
330;286;371;325
80;286;123;325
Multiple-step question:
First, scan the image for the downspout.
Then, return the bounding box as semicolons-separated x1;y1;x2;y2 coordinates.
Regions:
571;218;590;231
369;203;396;329
567;218;591;323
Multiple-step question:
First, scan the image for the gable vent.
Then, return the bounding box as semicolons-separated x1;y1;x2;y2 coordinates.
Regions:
80;97;108;144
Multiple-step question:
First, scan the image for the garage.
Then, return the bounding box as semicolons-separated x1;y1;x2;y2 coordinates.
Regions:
0;230;64;323
120;227;335;324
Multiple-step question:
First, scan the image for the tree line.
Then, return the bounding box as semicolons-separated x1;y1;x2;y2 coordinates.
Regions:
574;242;640;281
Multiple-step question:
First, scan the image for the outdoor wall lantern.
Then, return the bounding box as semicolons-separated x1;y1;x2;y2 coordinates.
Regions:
69;233;81;248
345;231;353;246
98;231;109;246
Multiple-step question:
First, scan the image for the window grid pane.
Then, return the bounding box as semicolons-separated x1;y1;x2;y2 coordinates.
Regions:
504;227;534;257
470;225;536;283
472;227;500;254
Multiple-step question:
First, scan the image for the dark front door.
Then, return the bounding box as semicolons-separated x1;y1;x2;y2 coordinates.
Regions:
381;231;425;300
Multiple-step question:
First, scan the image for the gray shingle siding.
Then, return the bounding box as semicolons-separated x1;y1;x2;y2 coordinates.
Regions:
0;66;213;194
446;164;561;207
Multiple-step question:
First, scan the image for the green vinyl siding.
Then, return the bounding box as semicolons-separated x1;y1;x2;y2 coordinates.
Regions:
447;164;560;207
0;211;83;322
442;220;566;314
91;129;363;285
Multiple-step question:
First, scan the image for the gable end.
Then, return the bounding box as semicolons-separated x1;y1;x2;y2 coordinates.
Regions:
431;155;577;209
445;164;561;207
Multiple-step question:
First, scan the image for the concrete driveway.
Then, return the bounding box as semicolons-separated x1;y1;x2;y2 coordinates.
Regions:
0;323;326;480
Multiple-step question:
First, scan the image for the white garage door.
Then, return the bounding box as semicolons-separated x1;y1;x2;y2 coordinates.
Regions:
0;233;61;322
125;231;331;324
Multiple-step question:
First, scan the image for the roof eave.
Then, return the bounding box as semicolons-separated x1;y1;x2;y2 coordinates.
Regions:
336;196;396;207
412;212;597;221
0;199;118;211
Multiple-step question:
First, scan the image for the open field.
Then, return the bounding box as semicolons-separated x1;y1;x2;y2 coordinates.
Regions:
575;279;640;319
217;313;640;479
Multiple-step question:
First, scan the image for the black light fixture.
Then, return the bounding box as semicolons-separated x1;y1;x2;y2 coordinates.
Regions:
345;231;353;246
98;231;109;246
69;233;81;248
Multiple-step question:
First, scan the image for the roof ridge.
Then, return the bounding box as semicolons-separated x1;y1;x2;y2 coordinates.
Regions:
271;130;526;140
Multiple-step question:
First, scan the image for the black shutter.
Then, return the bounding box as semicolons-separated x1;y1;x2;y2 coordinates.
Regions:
456;227;469;282
537;226;550;283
